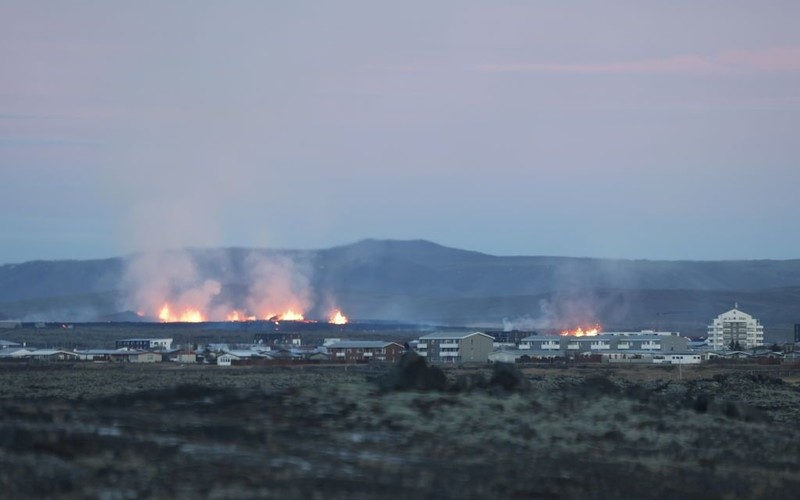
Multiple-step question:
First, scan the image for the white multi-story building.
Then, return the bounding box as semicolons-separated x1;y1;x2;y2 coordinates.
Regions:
707;304;764;350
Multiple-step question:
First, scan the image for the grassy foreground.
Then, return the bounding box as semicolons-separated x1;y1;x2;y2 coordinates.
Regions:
0;362;799;499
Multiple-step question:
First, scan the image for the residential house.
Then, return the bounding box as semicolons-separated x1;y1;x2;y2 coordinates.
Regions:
217;353;241;366
128;351;162;363
168;350;198;363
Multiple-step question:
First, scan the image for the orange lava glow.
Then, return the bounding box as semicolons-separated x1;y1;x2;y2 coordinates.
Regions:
265;310;306;322
560;325;601;337
281;310;305;321
155;304;316;323
158;304;206;323
226;310;257;322
328;310;348;325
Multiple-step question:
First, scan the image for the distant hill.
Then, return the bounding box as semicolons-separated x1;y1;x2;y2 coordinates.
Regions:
1;239;799;337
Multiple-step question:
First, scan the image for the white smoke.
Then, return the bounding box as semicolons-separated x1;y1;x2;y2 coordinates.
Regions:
245;252;314;318
120;248;320;321
502;299;557;331
121;249;222;319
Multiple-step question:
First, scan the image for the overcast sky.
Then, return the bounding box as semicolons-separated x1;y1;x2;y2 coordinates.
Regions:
2;1;799;263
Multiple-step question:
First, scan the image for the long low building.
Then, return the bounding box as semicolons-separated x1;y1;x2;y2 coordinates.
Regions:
0;348;80;361
115;338;173;350
325;341;404;363
76;349;164;362
520;332;688;354
490;348;702;365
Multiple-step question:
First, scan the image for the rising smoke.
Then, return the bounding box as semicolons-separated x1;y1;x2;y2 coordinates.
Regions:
120;247;324;321
121;249;222;319
244;251;314;318
502;259;634;331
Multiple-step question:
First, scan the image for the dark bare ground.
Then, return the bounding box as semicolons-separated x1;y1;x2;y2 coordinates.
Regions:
1;362;799;499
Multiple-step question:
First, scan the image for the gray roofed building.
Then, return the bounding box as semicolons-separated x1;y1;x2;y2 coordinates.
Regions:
520;333;688;354
223;349;270;358
419;331;494;340
0;347;33;358
417;332;494;364
1;349;81;361
76;349;140;361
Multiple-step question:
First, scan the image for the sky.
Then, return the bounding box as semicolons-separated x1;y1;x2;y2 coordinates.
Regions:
1;1;799;263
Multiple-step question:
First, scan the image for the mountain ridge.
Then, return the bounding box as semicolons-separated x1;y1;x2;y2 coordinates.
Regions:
1;239;800;335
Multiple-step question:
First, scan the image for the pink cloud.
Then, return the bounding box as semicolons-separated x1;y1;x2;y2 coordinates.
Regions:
720;47;800;72
477;47;800;75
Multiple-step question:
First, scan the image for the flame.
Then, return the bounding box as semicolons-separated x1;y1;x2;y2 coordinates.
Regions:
158;303;206;323
329;310;348;325
155;303;311;323
281;310;305;321
227;310;256;322
266;310;305;321
560;325;601;337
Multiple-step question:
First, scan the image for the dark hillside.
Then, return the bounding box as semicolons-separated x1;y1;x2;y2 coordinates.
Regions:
1;240;800;331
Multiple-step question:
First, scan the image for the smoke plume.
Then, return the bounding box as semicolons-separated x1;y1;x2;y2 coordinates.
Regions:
120;248;321;321
245;252;314;318
503;260;634;331
121;249;222;319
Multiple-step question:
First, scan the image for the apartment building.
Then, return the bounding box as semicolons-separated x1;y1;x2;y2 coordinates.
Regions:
416;332;494;363
707;305;764;350
325;341;404;363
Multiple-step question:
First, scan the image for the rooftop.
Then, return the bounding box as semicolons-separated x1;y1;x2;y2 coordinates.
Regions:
419;331;493;341
117;338;173;342
326;341;401;349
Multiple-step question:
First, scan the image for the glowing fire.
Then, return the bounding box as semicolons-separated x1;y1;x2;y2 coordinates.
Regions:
560;325;601;337
155;304;318;323
266;310;305;321
329;310;348;325
226;310;257;322
158;304;206;323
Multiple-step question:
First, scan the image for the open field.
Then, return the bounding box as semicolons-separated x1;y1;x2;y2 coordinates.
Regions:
1;361;800;499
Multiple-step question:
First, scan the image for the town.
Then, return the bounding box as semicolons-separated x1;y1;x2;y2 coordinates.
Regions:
1;304;798;367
